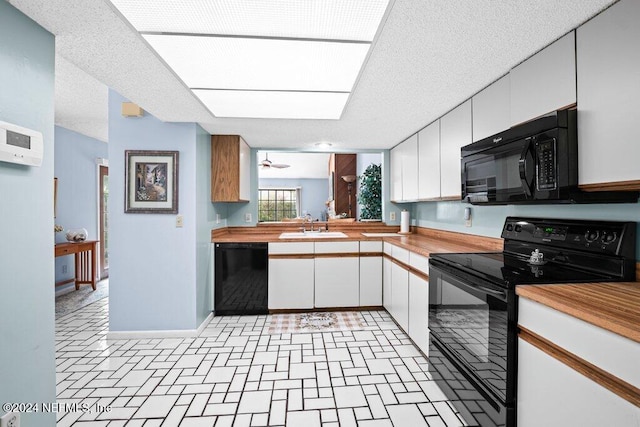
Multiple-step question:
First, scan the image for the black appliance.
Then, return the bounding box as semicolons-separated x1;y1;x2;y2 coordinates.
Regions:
214;242;268;315
428;217;636;426
461;109;638;205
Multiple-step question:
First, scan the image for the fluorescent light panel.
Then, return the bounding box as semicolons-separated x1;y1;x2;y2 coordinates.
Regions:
144;35;369;92
111;0;390;119
193;90;349;120
111;0;389;41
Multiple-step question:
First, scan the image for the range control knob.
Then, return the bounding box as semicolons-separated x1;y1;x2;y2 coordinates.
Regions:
506;224;514;231
601;231;617;244
584;230;599;242
515;224;522;232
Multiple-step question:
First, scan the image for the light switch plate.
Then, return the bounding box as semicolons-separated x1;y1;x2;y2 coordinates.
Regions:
0;412;20;427
216;213;221;224
176;215;183;228
245;213;252;223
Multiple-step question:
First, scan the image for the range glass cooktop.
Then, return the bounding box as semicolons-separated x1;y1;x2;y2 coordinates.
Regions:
430;252;617;287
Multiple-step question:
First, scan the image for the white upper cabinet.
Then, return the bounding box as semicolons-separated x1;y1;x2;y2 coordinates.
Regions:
576;0;640;189
238;137;251;201
510;31;576;126
418;120;441;200
440;100;471;199
401;134;419;201
390;144;403;202
472;74;511;142
390;134;418;202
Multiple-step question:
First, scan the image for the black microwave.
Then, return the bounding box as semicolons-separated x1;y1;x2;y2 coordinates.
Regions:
461;110;637;205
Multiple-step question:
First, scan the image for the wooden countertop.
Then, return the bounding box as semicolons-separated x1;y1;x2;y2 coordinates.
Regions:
212;225;503;255
517;282;640;344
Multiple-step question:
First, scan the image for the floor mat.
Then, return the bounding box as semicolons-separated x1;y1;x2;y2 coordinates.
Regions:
55;279;108;319
268;311;365;334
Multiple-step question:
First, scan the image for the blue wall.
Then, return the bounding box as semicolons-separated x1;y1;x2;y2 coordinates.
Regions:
195;124;221;326
54;126;108;285
108;90;220;332
258;177;329;220
411;199;640;257
0;1;56;424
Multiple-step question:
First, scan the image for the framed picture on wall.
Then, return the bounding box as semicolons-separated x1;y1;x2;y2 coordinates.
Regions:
125;150;179;214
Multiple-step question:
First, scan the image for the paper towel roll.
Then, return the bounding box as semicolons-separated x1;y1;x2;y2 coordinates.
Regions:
400;210;410;233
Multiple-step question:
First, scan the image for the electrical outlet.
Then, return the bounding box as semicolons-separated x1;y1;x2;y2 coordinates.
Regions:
244;213;252;223
465;219;472;227
0;412;20;427
176;215;183;228
62;264;68;274
390;212;396;221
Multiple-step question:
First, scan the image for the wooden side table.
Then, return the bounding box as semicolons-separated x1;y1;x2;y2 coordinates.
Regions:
54;240;98;290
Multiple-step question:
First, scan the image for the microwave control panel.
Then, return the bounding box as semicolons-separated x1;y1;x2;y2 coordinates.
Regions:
535;138;557;191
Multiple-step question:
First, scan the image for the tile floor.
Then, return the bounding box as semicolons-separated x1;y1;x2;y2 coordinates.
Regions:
55;299;470;426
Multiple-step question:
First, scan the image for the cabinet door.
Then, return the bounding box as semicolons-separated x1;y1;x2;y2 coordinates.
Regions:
577;0;640;188
510;31;576;125
390;262;409;332
211;135;250;202
440;100;471;199
401;134;419;201
518;338;640;427
383;256;392;311
238;136;251;201
315;257;359;308
360;256;382;306
408;273;429;355
417;120;440;200
472;74;510;142
390;145;403;202
268;258;314;309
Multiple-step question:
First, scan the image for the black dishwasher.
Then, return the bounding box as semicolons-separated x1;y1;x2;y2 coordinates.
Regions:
214;242;268;315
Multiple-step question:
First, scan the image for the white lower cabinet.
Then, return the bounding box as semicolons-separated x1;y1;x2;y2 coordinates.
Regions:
268;242;315;309
268;257;314;309
518;338;640;427
408;272;429;355
390;261;409;331
314;241;359;308
360;241;382;306
383;256;392;311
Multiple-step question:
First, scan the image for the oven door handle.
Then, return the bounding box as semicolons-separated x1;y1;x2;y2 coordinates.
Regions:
519;138;534;197
475;285;506;297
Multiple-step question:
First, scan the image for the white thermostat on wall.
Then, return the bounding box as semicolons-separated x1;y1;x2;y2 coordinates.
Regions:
0;120;43;167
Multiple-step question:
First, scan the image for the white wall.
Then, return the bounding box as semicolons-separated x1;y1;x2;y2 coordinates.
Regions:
0;1;57;424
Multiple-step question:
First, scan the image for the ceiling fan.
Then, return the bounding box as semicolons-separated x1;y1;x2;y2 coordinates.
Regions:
260;153;290;169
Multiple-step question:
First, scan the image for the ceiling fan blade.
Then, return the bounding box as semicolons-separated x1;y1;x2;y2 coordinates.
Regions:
271;164;290;169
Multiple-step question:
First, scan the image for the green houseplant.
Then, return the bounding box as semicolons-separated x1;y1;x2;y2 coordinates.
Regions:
358;163;382;220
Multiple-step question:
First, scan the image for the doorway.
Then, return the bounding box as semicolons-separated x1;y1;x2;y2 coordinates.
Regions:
99;165;109;279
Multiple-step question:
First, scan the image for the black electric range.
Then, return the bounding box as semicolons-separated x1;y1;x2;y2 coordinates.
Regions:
427;217;636;427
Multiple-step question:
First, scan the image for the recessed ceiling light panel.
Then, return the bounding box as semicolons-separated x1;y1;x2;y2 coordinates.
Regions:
193;90;349;120
110;0;389;41
143;35;370;92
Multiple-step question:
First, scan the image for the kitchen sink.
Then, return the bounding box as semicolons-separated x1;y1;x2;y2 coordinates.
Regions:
279;231;348;239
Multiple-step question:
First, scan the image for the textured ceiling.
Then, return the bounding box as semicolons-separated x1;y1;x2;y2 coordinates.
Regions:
55;55;108;142
257;152;331;179
9;0;617;149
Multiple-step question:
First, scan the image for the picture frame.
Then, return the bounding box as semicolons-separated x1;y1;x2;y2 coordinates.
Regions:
124;150;179;214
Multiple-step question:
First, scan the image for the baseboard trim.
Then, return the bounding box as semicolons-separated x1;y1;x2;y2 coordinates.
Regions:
107;311;214;340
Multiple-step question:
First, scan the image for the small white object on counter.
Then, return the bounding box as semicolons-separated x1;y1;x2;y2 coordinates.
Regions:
400;210;410;233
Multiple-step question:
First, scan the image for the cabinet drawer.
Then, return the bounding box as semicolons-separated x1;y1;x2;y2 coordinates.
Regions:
383;242;394;256
360;240;382;253
269;242;314;255
315;241;359;254
409;252;429;276
519;298;640;388
391;245;409;265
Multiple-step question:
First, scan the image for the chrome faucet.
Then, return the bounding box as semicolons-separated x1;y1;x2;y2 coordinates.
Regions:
305;213;314;231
